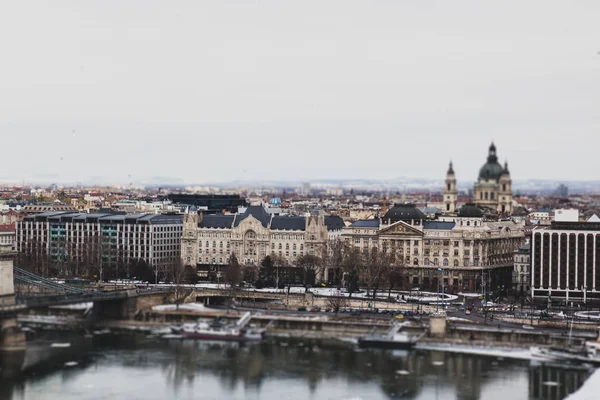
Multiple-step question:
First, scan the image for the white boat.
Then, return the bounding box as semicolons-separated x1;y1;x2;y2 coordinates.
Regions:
530;345;600;365
358;322;424;350
170;312;265;342
530;316;600;365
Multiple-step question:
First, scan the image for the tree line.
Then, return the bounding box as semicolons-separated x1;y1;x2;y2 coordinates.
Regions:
17;238;411;299
16;237;198;286
221;240;409;299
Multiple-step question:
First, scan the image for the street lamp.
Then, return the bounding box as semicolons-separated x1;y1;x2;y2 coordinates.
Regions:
437;267;443;313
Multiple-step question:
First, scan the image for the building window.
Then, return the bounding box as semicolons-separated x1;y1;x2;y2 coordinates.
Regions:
434;258;439;266
443;258;448;267
453;259;459;267
424;258;430;266
413;258;419;265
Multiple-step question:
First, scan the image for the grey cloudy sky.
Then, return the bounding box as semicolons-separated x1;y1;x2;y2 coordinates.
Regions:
1;1;599;185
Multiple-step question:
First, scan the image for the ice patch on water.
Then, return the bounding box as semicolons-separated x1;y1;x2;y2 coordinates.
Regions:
51;343;71;348
396;370;410;375
543;381;560;386
432;361;444;366
64;361;78;367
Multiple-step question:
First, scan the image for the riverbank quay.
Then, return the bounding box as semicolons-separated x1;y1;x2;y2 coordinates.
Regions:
88;310;597;348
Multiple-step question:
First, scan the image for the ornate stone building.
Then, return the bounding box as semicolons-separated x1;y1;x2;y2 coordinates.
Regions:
181;205;345;279
342;204;525;292
473;142;512;213
443;162;457;213
443;143;513;215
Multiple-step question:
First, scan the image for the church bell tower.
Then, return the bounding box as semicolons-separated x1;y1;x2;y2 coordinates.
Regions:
444;161;457;213
181;206;200;267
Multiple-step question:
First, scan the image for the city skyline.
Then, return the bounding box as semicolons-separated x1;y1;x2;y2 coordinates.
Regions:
1;1;599;184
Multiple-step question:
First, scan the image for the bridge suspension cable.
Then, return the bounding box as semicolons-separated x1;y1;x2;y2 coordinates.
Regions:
12;266;86;294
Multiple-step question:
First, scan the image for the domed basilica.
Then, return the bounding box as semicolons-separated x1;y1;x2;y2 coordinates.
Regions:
444;143;513;214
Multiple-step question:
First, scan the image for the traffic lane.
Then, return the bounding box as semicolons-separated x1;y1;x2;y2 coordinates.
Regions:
447;310;595;336
207;304;407;319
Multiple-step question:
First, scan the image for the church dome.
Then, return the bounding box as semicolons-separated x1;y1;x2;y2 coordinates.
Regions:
478;142;504;180
458;203;483;218
383;204;425;223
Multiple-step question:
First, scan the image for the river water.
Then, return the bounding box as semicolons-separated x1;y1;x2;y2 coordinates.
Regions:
0;332;593;400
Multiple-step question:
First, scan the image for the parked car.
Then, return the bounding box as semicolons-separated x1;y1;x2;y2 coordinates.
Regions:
522;325;534;330
309;306;320;312
297;306;307;312
465;309;471;315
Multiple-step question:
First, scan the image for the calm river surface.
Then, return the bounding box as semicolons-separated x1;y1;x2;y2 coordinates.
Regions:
0;332;593;400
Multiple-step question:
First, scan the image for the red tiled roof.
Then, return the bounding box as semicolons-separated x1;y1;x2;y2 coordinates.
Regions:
0;223;15;232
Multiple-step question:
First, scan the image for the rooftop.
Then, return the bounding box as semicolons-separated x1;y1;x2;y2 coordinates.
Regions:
349;219;381;228
382;204;425;223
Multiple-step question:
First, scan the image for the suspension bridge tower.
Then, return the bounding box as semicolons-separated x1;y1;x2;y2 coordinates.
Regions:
0;251;26;351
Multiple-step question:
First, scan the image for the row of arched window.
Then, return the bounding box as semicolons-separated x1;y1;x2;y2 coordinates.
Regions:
423;258;460;267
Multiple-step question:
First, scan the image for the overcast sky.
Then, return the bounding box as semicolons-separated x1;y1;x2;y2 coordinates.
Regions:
1;1;599;185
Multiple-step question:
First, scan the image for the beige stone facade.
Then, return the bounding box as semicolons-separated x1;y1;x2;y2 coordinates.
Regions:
342;207;525;292
181;206;344;268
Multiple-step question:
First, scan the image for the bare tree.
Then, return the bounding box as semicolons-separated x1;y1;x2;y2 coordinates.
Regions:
383;262;405;299
161;256;189;309
341;245;362;297
296;254;323;291
362;246;394;299
321;238;345;286
223;253;242;288
325;296;349;315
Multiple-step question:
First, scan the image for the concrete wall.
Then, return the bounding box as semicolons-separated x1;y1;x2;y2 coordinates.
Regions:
0;317;26;351
0;257;15;299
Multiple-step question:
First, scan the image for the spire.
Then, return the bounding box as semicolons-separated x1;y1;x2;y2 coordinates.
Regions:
503;160;510;174
447;160;455;175
487;141;498;163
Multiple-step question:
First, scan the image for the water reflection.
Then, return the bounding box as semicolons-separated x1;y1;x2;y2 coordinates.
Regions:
1;333;593;400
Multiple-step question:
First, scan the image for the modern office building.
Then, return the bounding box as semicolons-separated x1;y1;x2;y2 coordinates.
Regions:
167;194;247;213
531;221;600;302
16;212;183;270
